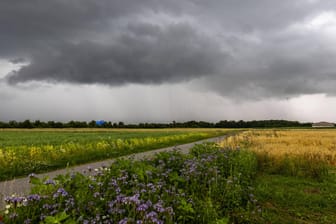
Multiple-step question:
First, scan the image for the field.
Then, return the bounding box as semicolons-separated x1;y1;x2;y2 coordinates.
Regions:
221;129;336;223
0;128;231;181
220;129;336;177
1;129;336;223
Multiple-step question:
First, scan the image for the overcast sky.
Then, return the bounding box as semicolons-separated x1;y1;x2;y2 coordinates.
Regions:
1;0;336;123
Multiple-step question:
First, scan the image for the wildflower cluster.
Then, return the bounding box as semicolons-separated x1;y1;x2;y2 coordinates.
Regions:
1;143;262;223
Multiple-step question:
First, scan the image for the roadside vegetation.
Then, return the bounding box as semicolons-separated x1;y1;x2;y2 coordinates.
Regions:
0;129;231;181
1;143;261;224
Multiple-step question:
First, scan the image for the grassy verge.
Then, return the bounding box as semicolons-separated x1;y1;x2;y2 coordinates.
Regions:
255;172;336;224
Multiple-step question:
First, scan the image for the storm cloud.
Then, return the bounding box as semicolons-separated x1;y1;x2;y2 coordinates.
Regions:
2;0;336;99
7;23;226;85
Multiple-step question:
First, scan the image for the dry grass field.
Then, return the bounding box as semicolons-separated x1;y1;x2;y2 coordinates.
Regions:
221;129;336;164
221;129;336;223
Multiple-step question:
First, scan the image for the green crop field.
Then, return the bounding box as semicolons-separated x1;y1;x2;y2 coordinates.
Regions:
0;128;232;181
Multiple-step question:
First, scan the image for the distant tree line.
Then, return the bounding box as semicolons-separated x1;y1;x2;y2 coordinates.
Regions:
0;119;312;129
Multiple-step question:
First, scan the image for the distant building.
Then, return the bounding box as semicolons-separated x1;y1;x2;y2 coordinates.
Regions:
312;122;335;128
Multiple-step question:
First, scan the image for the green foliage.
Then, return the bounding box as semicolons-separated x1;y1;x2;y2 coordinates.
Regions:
43;212;75;224
255;173;336;224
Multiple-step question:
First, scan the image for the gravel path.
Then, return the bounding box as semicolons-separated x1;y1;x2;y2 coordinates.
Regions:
0;134;229;209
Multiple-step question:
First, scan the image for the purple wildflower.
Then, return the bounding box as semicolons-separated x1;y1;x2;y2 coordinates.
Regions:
119;218;128;224
109;179;118;187
115;195;125;203
116;187;121;194
153;202;165;213
146;200;153;207
44;179;55;185
5;196;25;205
42;204;52;210
137;203;149;212
130;194;140;204
146;211;158;219
50;209;58;215
93;192;100;198
65;198;75;208
122;194;140;205
53;188;68;198
27;194;41;202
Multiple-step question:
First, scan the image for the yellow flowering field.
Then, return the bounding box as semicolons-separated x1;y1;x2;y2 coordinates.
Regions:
0;129;232;181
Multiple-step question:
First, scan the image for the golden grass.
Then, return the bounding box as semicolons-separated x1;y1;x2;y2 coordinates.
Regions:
220;129;336;166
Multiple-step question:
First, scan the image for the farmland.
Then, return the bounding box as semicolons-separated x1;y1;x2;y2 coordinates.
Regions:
221;130;336;223
0;128;232;181
1;129;336;223
220;129;336;178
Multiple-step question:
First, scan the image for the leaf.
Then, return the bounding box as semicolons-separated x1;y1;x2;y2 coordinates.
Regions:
29;176;42;185
42;212;69;224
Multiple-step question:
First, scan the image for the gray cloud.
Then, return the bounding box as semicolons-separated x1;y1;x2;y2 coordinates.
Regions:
7;23;226;84
3;0;336;100
203;29;336;99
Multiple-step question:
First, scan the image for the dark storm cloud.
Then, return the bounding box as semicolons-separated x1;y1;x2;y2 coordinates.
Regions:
0;0;192;57
7;23;226;84
3;0;336;99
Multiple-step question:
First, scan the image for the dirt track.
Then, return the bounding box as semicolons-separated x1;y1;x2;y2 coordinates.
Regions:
0;135;229;209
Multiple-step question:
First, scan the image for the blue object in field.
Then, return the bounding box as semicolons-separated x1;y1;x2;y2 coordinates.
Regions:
96;120;105;126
